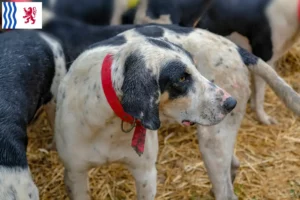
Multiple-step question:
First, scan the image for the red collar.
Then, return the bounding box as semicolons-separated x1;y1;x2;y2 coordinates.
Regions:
101;54;146;156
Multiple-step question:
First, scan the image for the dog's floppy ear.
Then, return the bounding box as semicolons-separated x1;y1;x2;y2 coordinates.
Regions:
121;52;160;130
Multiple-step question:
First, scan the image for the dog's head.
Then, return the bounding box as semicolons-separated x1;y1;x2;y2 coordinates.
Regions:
117;37;236;130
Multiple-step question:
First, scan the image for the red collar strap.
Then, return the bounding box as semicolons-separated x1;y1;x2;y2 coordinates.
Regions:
101;54;146;156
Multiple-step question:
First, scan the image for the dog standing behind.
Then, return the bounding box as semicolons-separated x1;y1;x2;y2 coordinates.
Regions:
0;30;67;199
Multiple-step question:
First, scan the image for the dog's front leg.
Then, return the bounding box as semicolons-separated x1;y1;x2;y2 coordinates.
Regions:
64;168;90;200
128;165;157;200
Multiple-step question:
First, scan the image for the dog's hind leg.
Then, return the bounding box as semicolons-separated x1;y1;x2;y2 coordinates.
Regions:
196;110;244;200
231;154;240;183
253;74;278;125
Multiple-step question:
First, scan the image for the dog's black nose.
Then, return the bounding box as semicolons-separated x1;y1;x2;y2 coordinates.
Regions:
223;97;237;113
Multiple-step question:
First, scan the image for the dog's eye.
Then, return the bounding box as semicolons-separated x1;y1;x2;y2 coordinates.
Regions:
179;76;186;82
179;73;189;82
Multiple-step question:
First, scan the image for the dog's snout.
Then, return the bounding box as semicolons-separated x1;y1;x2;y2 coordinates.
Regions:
222;97;237;113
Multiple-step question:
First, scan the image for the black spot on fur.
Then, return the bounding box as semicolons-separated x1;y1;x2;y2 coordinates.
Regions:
121;51;160;130
237;46;258;66
88;35;126;49
135;26;164;37
215;57;223;67
159;60;194;99
147;38;173;50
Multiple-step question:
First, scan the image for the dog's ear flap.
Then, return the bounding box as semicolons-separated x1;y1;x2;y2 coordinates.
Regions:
121;52;161;130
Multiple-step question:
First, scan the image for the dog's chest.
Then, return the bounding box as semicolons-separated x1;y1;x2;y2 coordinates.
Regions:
84;123;158;167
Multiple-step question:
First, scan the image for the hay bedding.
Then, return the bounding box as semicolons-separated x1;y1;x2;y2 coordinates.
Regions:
26;44;300;200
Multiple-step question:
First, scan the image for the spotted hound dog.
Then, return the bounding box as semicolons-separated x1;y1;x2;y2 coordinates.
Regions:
42;18;300;200
54;35;237;200
0;30;67;199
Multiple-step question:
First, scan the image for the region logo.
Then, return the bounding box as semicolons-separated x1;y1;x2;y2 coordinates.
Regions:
2;2;42;29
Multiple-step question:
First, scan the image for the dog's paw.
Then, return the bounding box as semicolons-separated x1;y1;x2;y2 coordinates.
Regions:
257;113;278;125
0;167;39;200
209;189;238;200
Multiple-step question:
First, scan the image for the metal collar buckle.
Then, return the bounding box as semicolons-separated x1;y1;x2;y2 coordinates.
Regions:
121;118;136;133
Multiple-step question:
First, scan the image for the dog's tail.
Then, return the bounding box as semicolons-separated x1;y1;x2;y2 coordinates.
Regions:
239;47;300;115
